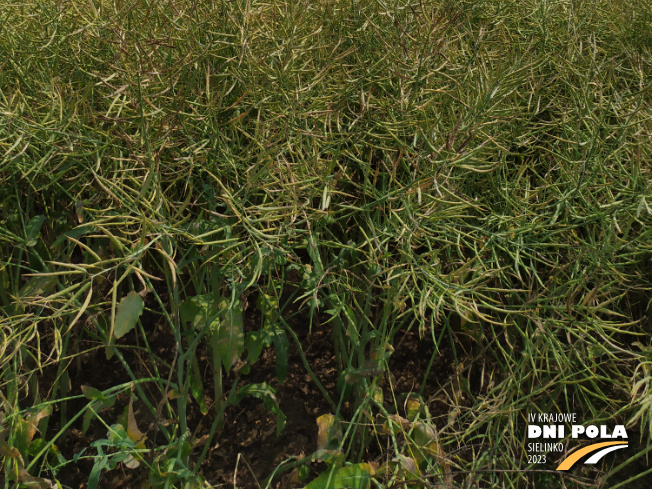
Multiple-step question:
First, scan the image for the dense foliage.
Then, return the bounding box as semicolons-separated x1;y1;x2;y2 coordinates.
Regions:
1;0;651;487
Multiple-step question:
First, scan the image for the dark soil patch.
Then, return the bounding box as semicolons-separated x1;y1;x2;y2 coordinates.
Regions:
36;298;474;489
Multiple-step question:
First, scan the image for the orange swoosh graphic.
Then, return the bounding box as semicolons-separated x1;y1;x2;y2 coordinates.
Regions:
556;441;628;471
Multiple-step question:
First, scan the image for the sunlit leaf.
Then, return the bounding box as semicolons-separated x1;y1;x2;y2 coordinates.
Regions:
304;463;374;489
256;292;279;322
245;330;268;364
114;291;144;339
179;293;216;328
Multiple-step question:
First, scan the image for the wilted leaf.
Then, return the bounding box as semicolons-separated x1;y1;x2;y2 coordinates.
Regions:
17;467;53;489
304;463;374;489
127;395;147;449
114;292;144;339
384;414;412;434
123;454;140;469
25;405;52;444
311;449;345;465
316;414;339;450
394;455;419;477
0;440;20;458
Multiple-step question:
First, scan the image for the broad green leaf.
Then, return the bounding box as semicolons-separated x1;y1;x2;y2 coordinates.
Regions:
273;247;287;266
233;383;286;435
413;421;437;447
256;293;279;322
304;463;374;489
51;224;95;248
26;437;47;458
245;324;288;376
25;215;47;247
245;330;268;364
189;354;208;415
88;456;108;489
179;294;216;328
114;292;144;339
216;298;244;372
81;385;106;401
18;275;57;300
272;329;289;383
82;409;93;435
107;423;129;444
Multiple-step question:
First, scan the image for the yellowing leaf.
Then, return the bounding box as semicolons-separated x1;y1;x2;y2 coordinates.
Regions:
317;414;338;450
127;394;147;449
384;414;412;434
406;397;422;421
25;405;52;444
114;292;144;339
